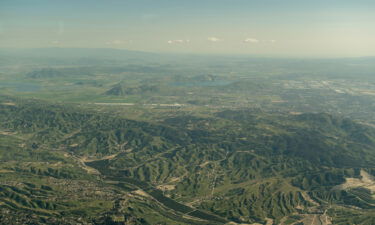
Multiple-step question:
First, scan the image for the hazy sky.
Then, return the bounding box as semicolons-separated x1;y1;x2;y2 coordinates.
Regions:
1;0;375;57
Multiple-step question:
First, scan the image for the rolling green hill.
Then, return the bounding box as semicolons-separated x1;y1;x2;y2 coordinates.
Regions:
0;96;374;224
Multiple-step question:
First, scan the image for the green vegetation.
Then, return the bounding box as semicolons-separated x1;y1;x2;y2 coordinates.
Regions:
0;96;374;224
0;49;374;224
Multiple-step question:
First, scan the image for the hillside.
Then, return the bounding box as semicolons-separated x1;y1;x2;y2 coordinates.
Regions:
0;97;374;224
105;83;162;96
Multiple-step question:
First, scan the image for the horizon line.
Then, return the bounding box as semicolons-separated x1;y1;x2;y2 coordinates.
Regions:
1;47;374;60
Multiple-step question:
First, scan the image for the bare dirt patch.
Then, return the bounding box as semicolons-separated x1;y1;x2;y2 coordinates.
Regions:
335;170;375;192
1;102;16;106
0;130;17;136
156;184;176;191
199;161;211;167
133;189;150;198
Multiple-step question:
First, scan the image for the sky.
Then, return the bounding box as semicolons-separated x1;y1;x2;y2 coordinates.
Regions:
1;0;375;57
